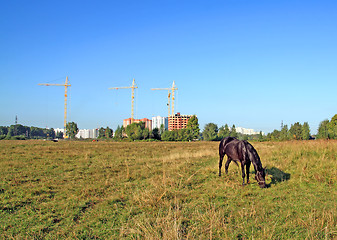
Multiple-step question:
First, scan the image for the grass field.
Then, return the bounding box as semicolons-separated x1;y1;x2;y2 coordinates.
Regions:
0;140;336;239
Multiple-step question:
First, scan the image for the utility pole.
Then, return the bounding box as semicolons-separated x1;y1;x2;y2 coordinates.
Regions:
38;76;71;137
109;78;138;123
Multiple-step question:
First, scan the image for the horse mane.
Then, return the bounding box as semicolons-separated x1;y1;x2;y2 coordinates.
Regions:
243;141;263;172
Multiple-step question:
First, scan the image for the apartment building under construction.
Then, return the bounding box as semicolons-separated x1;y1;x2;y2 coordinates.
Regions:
168;112;194;131
123;118;152;131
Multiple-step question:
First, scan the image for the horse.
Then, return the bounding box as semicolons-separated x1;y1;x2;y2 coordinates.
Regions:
219;137;267;188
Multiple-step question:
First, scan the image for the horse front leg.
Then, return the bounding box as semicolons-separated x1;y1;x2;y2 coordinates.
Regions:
246;161;251;184
219;155;224;176
241;163;246;186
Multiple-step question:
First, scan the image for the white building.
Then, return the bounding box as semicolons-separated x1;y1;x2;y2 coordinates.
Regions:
235;127;264;135
152;116;168;130
75;129;99;139
54;128;64;134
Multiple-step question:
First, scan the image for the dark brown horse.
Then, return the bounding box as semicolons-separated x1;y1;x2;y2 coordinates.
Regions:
219;137;266;188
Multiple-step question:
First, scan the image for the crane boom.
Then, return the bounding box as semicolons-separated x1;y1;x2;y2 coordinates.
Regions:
38;83;71;87
38;76;71;138
109;86;133;90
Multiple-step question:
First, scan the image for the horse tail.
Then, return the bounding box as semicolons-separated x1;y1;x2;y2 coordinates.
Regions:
219;138;224;156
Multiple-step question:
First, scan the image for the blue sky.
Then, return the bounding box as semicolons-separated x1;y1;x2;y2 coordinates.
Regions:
1;0;337;134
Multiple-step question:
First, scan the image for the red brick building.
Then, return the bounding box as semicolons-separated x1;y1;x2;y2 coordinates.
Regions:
123;118;152;131
168;113;194;131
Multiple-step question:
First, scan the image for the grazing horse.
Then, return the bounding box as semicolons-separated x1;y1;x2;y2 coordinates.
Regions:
219;137;266;188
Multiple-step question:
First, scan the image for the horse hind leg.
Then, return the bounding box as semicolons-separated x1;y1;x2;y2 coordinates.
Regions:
219;155;224;177
225;157;232;174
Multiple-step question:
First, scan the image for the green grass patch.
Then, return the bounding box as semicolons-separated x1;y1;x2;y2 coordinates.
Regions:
0;140;336;239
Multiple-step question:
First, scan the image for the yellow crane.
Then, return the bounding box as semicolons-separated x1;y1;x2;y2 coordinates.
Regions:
38;76;71;138
109;78;138;123
151;81;178;116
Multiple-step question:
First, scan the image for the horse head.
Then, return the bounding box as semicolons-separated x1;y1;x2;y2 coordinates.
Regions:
255;167;267;188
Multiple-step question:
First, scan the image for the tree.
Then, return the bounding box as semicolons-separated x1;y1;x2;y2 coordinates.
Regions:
159;124;166;136
0;126;8;136
317;119;329;139
45;128;55;139
186;115;200;140
134;124;143;140
98;127;106;138
151;128;161;140
268;129;280;141
289;122;302;140
327;114;337;139
30;127;44;138
258;131;264;142
280;124;289;141
55;130;64;139
142;127;150;140
6;127;14;138
114;125;123;139
230;124;238;138
218;124;230;139
66;122;79;139
302;122;310;140
105;127;113;138
125;122;149;141
125;124;136;140
6;124;30;139
202;123;218;141
161;130;175;141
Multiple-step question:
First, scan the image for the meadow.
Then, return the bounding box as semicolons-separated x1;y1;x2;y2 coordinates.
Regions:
0;140;336;239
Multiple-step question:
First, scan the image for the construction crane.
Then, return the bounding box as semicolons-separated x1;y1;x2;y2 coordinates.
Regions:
109;78;138;123
38;76;71;138
151;81;178;116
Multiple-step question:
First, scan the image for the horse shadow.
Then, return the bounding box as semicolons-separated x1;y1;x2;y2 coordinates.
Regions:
267;167;291;186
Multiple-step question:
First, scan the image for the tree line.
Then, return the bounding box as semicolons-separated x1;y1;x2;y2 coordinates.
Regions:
265;114;337;141
0;125;61;140
0;122;79;140
3;114;337;141
201;123;264;141
201;117;337;142
265;122;311;141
